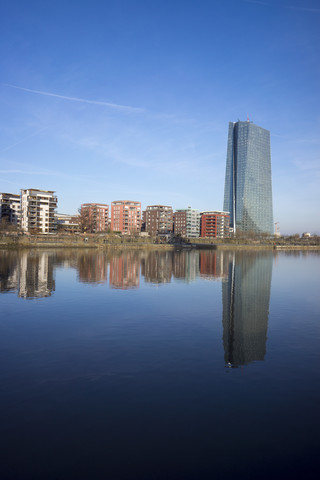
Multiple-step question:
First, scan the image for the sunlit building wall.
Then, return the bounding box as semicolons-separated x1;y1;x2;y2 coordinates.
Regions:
145;205;173;236
111;200;141;234
200;211;230;238
80;203;109;232
174;207;200;238
20;189;57;234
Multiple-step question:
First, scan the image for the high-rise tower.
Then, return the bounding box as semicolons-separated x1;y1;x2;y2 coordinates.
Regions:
223;121;273;235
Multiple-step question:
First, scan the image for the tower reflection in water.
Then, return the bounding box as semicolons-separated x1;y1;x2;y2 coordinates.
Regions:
222;251;273;367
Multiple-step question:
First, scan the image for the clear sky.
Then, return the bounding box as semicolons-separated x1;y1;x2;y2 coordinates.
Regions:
1;0;319;234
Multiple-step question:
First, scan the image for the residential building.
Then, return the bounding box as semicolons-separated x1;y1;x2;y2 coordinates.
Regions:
200;211;230;238
55;213;80;233
0;192;21;226
20;189;57;234
174;207;200;237
80;203;109;233
145;205;173;236
223;120;273;235
111;200;141;234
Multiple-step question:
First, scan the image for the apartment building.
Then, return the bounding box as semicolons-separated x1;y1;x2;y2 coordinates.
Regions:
0;193;21;226
80;203;109;233
174;207;200;237
111;200;141;234
145;205;173;236
20;189;57;234
55;213;80;233
200;211;230;238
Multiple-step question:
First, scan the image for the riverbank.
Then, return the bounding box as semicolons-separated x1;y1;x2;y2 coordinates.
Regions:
0;233;174;250
1;233;319;250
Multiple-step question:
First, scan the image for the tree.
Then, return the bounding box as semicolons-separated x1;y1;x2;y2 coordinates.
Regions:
0;218;19;233
78;207;96;233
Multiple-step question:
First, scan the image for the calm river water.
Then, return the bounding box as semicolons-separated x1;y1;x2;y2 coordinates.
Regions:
0;248;319;480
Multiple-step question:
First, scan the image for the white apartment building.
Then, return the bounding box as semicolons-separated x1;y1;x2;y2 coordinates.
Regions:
21;189;58;234
0;193;21;226
174;207;200;238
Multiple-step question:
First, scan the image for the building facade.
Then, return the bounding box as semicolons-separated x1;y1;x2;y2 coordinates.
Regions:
20;189;57;234
223;121;273;235
145;205;173;236
200;211;230;238
80;203;109;233
55;213;80;233
111;200;141;234
0;193;21;226
174;207;200;237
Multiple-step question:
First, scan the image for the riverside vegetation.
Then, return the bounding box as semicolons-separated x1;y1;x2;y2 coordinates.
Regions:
0;229;319;250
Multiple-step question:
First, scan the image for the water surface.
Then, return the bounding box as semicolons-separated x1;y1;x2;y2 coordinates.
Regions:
0;248;319;479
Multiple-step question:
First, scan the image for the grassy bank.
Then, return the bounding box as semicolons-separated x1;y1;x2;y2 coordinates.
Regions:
0;233;174;250
1;233;319;250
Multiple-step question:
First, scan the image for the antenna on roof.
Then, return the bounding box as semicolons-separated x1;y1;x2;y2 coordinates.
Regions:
247;113;250;122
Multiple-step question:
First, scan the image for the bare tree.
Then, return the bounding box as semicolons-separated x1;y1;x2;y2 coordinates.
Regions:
78;208;96;233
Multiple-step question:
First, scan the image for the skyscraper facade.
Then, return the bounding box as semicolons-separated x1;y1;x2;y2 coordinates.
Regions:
223;121;273;235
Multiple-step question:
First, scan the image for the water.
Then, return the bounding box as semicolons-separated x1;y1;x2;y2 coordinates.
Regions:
0;248;319;480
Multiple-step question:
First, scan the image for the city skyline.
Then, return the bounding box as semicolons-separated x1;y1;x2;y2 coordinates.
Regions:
1;0;319;235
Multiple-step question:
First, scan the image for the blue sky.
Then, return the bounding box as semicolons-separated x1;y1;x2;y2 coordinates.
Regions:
1;0;319;234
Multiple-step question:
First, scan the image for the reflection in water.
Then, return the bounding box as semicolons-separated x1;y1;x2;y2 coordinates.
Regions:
199;250;228;280
78;252;108;284
0;248;273;364
109;251;140;289
0;248;290;368
222;251;273;367
0;248;234;297
142;250;174;284
0;250;56;298
0;251;19;293
19;251;55;298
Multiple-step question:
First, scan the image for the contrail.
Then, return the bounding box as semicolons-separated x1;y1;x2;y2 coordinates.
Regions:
4;84;145;113
1;126;48;152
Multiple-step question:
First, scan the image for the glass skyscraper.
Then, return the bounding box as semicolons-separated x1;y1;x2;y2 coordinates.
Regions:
223;121;274;235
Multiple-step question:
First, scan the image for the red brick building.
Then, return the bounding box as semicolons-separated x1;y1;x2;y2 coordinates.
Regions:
145;205;173;236
200;211;230;238
80;203;109;233
111;200;141;234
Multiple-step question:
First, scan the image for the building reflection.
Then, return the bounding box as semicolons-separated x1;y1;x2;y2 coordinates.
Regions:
222;251;273;367
77;252;108;284
19;251;56;298
141;250;173;284
0;249;233;297
199;250;228;280
0;251;56;298
0;251;19;293
109;251;140;289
